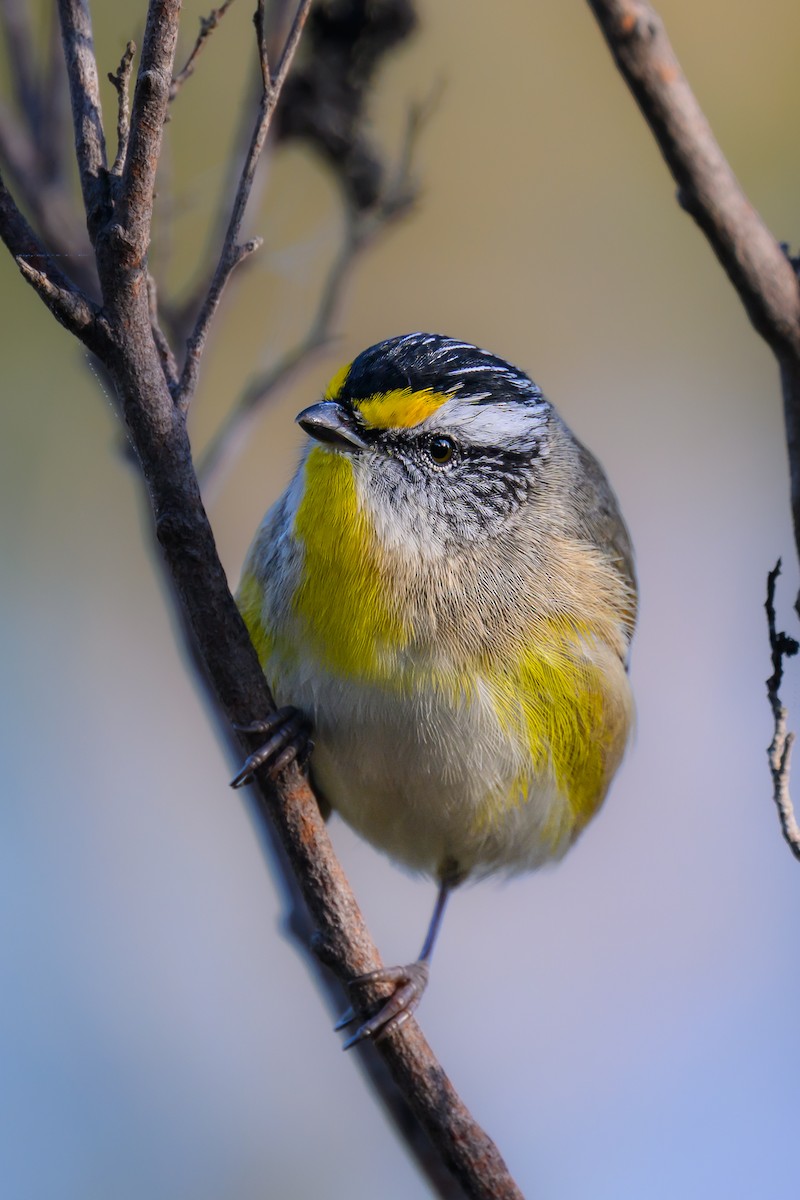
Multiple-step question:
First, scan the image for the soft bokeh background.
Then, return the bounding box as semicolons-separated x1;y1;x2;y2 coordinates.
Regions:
3;2;800;1197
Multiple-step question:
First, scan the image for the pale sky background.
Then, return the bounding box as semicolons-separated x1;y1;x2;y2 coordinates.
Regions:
2;2;800;1197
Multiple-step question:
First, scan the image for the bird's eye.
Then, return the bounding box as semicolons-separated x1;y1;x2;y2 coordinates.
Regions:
427;435;456;465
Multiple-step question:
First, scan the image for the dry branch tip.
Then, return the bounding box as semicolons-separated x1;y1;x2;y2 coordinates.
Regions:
15;252;96;333
108;40;136;176
170;0;237;100
765;560;800;862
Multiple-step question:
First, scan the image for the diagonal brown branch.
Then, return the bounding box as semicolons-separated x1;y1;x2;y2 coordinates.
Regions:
586;1;800;352
0;166;100;343
587;0;800;863
586;0;800;562
0;4;525;1194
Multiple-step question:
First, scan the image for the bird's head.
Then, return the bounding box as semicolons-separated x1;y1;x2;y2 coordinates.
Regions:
296;333;555;549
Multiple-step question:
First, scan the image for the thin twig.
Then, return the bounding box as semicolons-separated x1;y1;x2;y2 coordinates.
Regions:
175;0;313;411
170;0;237;100
158;67;264;351
108;42;136;177
196;213;370;488
0;11;96;299
266;0;310;98
587;0;800;851
16;254;97;333
148;272;179;390
195;226;360;487
585;1;800;355
765;562;800;862
197;87;435;488
0;166;100;344
116;2;181;271
56;0;108;238
255;0;270;90
0;97;97;296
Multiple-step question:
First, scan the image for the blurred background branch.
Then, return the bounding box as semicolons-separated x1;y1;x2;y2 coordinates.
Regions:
586;0;800;862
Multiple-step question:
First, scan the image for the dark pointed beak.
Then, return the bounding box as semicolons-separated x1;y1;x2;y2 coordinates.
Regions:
296;401;368;451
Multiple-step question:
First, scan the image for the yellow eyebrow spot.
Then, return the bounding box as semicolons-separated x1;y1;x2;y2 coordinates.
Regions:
324;361;352;400
357;388;449;430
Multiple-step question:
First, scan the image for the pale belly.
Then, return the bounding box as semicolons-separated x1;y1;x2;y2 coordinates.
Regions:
272;658;578;880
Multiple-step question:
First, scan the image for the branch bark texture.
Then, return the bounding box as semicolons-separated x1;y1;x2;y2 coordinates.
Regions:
586;0;800;566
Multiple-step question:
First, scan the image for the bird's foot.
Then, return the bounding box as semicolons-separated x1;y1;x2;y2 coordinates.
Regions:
230;706;312;788
336;960;430;1050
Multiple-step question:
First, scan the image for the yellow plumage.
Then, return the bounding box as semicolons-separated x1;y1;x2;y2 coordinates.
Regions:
240;437;632;874
235;333;636;1043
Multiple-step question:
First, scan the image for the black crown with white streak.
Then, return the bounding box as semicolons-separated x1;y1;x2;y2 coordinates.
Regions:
340;333;545;406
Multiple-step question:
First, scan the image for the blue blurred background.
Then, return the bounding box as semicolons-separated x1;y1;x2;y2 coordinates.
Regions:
2;1;800;1196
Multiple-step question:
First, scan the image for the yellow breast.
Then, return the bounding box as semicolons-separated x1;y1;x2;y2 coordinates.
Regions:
291;447;409;680
238;444;632;865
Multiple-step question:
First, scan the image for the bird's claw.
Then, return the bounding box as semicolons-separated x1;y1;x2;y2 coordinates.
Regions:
230;706;312;788
338;960;430;1050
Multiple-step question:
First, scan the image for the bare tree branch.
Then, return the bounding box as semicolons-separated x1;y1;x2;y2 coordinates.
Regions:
108;41;136;177
586;0;800;861
586;0;800;351
255;0;271;90
57;0;108;237
0;5;526;1194
765;562;800;862
148;271;180;391
175;0;313;410
116;2;182;271
0;166;101;343
0;4;96;295
170;0;238;100
778;354;800;587
16;254;97;333
586;0;800;564
0;99;96;295
197;85;432;489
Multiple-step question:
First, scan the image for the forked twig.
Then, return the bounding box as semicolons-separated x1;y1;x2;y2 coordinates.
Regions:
197;86;438;488
170;0;237;100
765;562;800;861
175;0;313;410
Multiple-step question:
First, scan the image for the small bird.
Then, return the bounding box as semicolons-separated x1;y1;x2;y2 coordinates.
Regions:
234;333;636;1047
